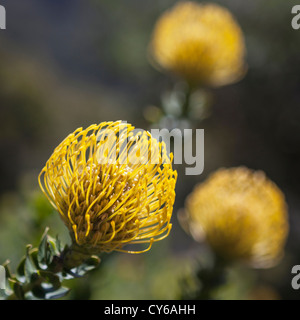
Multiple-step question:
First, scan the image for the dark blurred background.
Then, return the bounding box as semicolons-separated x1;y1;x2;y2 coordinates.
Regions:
0;0;300;299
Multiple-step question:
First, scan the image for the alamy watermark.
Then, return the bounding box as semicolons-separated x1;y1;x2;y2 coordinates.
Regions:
94;122;204;176
151;128;204;175
291;265;300;290
0;5;5;29
292;5;300;30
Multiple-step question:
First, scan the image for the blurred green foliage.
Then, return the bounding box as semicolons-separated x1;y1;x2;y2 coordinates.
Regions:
0;0;300;299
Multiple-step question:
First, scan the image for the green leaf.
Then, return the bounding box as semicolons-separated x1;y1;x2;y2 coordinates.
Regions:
2;260;13;279
48;237;58;256
32;280;68;300
29;249;40;268
81;255;101;271
38;228;56;268
13;282;24;300
8;278;16;288
0;289;8;299
30;270;62;299
45;286;70;300
31;285;46;299
65;255;100;278
38;270;61;290
24;246;37;281
55;235;62;253
17;256;26;280
38;228;50;268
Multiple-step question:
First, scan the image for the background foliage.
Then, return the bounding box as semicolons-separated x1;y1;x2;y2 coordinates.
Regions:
0;0;300;299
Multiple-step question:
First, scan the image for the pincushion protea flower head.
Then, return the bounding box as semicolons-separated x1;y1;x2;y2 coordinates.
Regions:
181;167;288;268
38;121;177;255
149;1;246;87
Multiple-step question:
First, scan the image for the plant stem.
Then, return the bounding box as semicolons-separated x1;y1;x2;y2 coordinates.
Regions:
61;243;93;270
195;255;228;300
181;84;193;118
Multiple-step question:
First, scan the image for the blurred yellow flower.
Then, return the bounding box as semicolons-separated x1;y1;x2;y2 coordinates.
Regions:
182;167;288;268
149;1;246;87
39;121;177;255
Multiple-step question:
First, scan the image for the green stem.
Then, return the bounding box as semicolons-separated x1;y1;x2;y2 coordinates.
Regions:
61;243;93;270
195;255;228;300
181;84;193;118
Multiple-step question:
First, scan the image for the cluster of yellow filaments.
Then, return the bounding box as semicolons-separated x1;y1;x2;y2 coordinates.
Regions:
149;1;246;87
183;167;288;268
38;121;177;254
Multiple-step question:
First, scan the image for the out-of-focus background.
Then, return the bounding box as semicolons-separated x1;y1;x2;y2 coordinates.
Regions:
0;0;300;299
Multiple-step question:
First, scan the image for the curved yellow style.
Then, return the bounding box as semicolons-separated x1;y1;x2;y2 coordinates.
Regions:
39;121;177;254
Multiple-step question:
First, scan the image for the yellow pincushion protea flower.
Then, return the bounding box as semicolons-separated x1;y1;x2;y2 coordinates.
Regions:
38;121;177;255
149;1;246;87
182;167;288;268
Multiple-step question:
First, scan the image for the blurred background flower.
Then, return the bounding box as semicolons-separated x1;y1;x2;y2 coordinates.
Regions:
149;1;246;87
181;167;288;268
146;0;246;150
0;0;299;299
